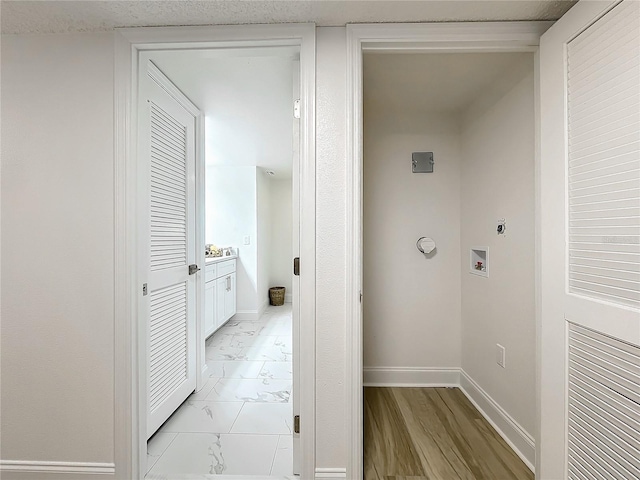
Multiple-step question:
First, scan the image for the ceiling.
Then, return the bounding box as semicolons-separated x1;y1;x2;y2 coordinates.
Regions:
364;52;532;116
2;1;576;34
150;47;296;177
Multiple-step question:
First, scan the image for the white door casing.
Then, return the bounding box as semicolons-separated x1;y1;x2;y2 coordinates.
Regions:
346;21;552;480
540;0;640;478
114;24;316;480
139;60;201;439
292;59;301;475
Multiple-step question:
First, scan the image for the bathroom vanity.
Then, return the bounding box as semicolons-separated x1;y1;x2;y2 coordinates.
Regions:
204;255;237;338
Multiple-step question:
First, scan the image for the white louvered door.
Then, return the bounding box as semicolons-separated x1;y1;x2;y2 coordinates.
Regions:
541;0;640;477
140;61;198;439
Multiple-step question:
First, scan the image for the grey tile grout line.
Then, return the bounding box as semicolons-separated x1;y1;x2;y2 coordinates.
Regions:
228;400;247;433
268;435;279;476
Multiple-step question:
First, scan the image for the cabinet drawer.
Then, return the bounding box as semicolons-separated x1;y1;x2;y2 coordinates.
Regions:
217;259;236;278
205;263;217;282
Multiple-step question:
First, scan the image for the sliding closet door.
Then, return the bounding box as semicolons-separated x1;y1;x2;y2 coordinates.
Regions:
139;61;199;439
540;0;640;478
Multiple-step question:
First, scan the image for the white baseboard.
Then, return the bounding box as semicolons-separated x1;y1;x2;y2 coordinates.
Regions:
363;366;460;387
459;370;535;472
232;310;261;321
0;461;115;475
315;468;347;479
233;301;269;321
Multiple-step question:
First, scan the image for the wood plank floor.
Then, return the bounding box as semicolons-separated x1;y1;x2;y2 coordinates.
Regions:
364;387;534;480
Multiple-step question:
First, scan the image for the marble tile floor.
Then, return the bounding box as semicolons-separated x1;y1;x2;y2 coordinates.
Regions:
147;305;294;478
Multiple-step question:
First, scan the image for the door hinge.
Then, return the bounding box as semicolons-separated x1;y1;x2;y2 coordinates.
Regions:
293;99;301;119
293;257;300;276
142;283;148;296
294;415;300;434
188;264;200;275
360;291;363;303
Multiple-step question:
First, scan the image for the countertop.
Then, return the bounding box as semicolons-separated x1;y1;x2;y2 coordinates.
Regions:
205;254;237;265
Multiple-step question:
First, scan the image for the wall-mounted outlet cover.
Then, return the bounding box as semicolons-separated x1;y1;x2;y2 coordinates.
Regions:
243;235;251;245
496;344;506;368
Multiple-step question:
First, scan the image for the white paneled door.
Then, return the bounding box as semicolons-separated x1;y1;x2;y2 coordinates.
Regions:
140;61;200;439
541;0;640;477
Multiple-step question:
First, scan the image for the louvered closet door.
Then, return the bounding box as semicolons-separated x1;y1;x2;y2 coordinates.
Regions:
141;62;198;439
567;0;640;315
542;0;640;477
568;323;640;479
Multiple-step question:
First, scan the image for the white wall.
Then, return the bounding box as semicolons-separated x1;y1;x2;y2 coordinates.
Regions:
363;110;462;371
0;26;536;478
256;168;272;312
460;56;536;435
315;27;348;470
268;178;293;301
1;33;115;465
206;165;258;312
151;51;295;177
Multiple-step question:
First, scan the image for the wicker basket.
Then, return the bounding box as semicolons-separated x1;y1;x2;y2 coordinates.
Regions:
269;287;286;306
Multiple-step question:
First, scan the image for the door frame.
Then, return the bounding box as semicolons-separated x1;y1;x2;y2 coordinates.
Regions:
114;24;316;479
345;22;551;479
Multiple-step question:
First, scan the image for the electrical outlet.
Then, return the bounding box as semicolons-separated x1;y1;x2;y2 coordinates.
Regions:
496;344;506;368
243;235;251;245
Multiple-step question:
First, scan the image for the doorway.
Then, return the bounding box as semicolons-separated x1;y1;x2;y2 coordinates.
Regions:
345;22;549;479
114;24;316;480
140;45;299;477
361;49;536;479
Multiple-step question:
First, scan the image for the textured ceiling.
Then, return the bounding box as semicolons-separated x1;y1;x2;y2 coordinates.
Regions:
1;0;576;35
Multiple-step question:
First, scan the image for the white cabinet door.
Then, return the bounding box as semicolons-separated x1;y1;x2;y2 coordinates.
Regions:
215;276;226;328
204;281;215;337
225;272;237;319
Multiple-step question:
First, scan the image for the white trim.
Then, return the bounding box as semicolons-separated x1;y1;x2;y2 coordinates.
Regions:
114;29;138;480
315;468;347;479
345;22;550;480
114;23;316;480
363;367;460;387
533;46;543;479
195;109;206;394
231;310;263;321
459;370;535;472
146;61;200;116
0;461;116;475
